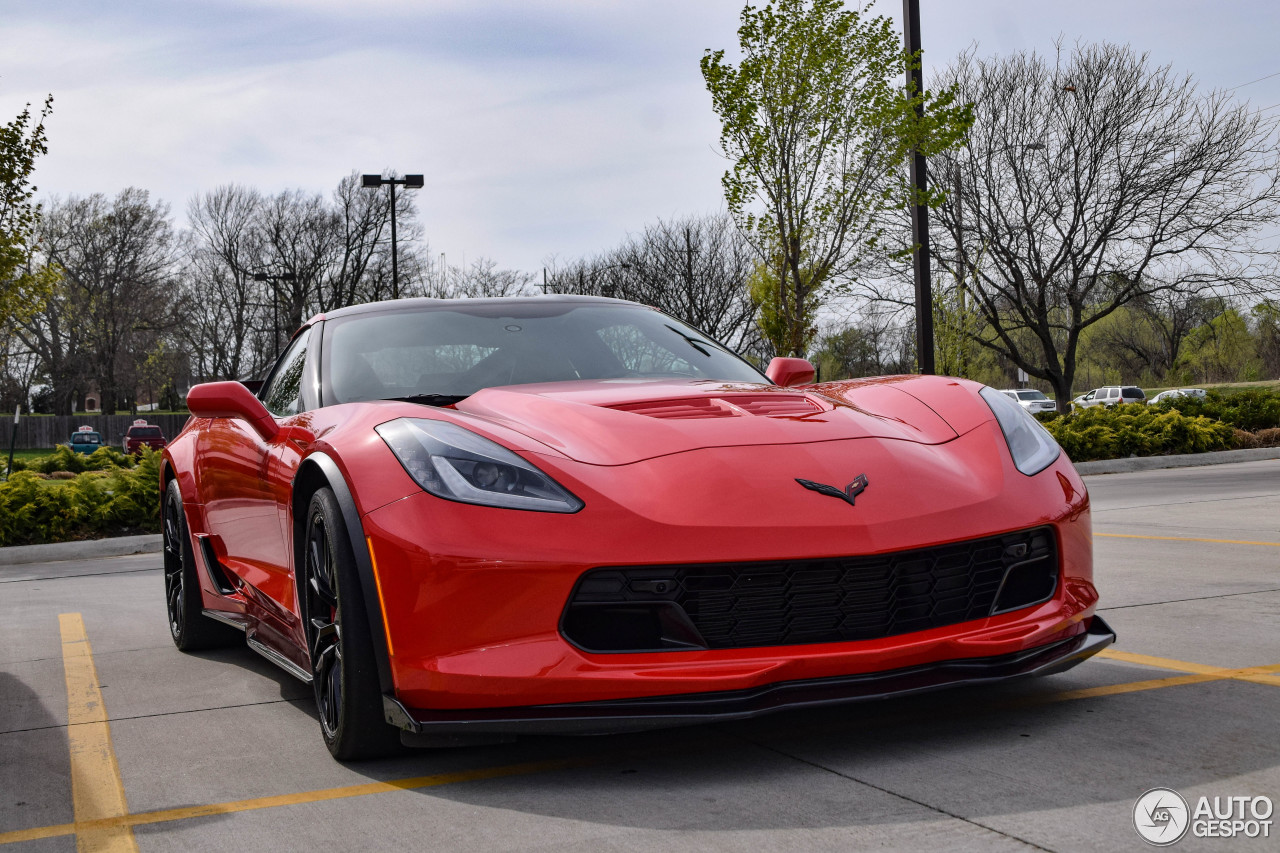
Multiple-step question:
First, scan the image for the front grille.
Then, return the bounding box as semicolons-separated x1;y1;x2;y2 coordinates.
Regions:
562;527;1058;653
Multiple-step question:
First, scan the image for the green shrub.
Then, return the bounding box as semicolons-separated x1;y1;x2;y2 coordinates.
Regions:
0;446;161;546
1041;404;1235;462
33;445;90;474
1156;389;1280;431
28;444;136;475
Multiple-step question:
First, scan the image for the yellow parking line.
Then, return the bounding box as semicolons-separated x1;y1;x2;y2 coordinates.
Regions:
59;613;139;853
1094;532;1280;547
0;755;601;846
1098;649;1280;688
1099;648;1225;674
1032;672;1228;702
6;632;1280;849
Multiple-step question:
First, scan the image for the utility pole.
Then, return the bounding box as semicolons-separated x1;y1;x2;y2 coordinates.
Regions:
5;405;18;481
955;167;967;377
903;0;935;374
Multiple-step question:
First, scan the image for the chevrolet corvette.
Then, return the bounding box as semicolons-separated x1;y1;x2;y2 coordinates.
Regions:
163;295;1113;760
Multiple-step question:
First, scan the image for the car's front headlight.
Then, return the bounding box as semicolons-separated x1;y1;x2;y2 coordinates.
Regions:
376;418;584;513
979;387;1061;476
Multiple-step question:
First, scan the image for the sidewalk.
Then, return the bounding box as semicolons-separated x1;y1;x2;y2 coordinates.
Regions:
0;534;161;567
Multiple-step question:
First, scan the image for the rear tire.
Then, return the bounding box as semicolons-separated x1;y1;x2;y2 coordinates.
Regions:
302;488;401;761
163;479;242;651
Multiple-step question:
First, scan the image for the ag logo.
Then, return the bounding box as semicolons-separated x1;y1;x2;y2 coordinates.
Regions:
1134;787;1190;846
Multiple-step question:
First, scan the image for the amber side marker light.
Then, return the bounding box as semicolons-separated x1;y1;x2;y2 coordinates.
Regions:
366;537;395;657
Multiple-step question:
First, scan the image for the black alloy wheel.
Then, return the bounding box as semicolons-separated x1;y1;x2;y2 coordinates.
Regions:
162;479;241;651
305;506;344;739
302;488;401;760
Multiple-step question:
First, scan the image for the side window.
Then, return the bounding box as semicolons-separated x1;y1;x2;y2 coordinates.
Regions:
261;327;312;417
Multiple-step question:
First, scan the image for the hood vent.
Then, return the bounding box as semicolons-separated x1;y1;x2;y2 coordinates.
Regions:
608;394;822;420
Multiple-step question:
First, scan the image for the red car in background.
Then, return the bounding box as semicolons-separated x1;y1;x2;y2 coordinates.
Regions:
125;420;167;454
161;296;1113;760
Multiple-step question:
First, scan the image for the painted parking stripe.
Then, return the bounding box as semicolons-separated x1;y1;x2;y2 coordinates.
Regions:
59;612;139;853
0;755;603;846
1097;648;1280;688
1094;532;1280;547
5;636;1278;848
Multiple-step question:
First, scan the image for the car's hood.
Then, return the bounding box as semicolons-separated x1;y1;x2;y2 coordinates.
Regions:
452;378;960;466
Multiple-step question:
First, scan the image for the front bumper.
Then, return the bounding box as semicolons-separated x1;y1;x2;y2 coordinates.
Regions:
383;614;1115;737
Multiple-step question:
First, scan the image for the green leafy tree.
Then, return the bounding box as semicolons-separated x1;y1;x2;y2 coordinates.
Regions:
747;258;818;356
1;95;53;328
701;0;972;356
1253;300;1280;380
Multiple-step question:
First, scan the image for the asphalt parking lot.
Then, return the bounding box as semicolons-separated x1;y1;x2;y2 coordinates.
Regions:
2;460;1278;852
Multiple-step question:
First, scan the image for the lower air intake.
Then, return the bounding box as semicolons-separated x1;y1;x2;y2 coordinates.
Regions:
562;527;1059;653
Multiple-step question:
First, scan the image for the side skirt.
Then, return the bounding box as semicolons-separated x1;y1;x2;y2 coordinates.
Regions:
247;636;313;684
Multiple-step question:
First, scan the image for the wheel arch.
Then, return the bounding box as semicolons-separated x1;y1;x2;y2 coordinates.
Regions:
292;452;395;694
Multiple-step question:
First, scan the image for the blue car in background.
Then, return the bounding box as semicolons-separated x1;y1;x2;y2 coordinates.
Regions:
67;426;104;455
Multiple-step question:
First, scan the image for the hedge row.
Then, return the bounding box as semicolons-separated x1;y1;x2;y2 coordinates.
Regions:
1156;388;1280;432
1036;388;1280;462
0;448;162;547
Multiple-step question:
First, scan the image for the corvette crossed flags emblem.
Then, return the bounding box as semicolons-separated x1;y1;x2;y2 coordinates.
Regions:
796;474;870;507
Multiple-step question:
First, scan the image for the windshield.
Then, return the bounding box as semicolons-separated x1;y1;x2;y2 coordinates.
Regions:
129;427;162;438
1017;391;1048;400
71;433;100;444
321;302;767;405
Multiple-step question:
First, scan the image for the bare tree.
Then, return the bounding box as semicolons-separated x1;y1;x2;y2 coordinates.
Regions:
433;257;536;299
29;190;177;413
813;311;915;379
1254;300;1280;380
547;213;764;354
1090;290;1225;381
183;186;268;380
257;189;334;351
927;42;1280;409
323;171;428;308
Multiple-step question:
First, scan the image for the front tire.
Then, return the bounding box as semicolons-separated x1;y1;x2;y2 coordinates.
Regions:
163;480;242;651
302;488;401;760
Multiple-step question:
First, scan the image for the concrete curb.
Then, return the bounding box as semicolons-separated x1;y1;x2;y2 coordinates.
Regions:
1074;446;1280;476
0;534;162;566
1;448;1277;565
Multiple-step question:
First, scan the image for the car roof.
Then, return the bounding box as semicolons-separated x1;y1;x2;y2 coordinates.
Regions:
314;294;635;324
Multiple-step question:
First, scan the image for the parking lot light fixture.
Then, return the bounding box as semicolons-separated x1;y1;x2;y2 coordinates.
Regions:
361;173;424;299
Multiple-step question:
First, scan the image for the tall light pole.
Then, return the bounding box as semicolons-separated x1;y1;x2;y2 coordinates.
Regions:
903;0;934;375
362;173;424;299
253;271;297;360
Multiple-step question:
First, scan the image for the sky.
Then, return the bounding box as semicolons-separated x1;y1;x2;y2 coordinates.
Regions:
5;1;1280;275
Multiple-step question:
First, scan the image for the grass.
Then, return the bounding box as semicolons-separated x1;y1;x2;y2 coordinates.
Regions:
1139;379;1280;396
1065;378;1280;399
7;448;58;464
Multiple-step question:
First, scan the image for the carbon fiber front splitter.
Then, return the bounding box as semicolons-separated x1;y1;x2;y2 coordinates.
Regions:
383;615;1115;739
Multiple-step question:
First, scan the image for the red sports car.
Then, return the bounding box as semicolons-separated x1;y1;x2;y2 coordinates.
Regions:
163;296;1112;760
